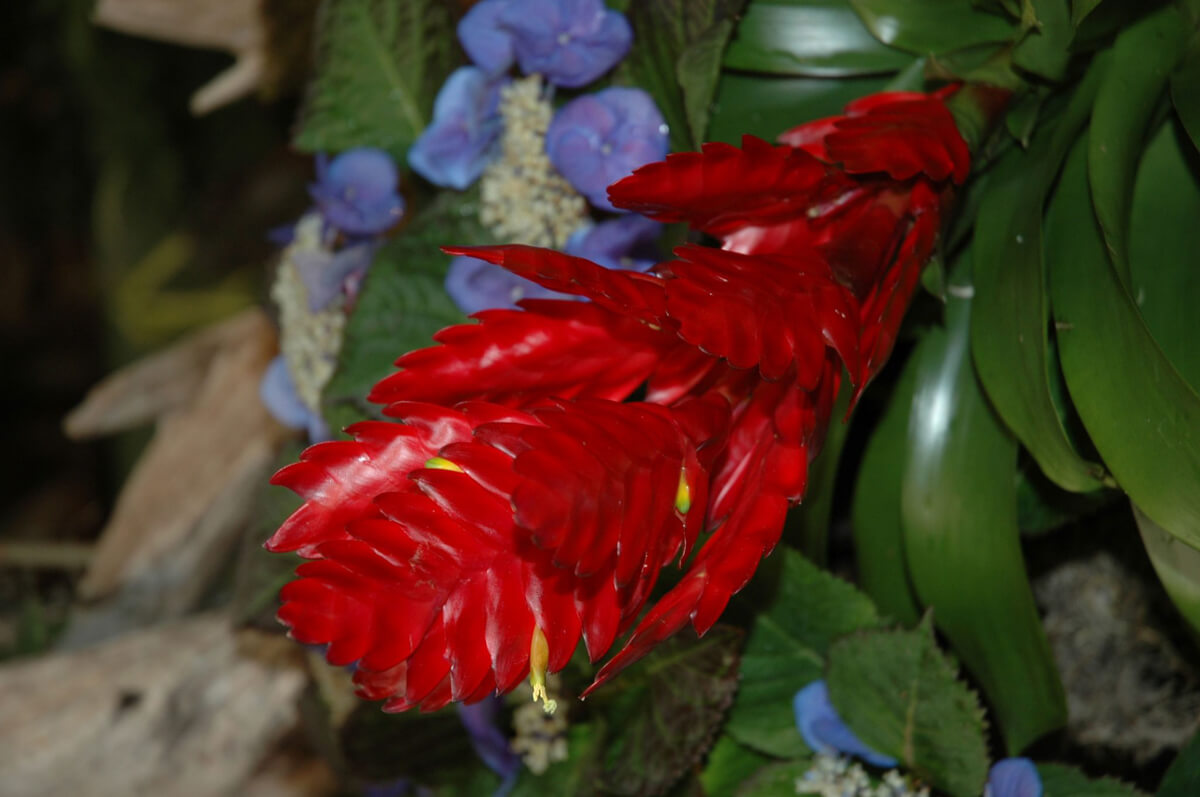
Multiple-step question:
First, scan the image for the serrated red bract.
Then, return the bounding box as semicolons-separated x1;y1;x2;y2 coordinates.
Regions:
268;87;975;710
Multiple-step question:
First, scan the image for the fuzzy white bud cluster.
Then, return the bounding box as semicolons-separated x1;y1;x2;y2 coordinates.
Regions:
511;674;569;775
795;754;929;797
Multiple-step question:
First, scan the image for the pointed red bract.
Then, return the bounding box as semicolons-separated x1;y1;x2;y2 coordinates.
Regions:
269;87;975;710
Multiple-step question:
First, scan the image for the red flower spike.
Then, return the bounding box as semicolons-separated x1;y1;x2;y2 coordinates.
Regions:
270;86;986;712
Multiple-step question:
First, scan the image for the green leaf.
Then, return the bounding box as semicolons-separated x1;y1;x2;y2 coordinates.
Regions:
1038;764;1144;796
1016;460;1116;535
1158;725;1200;797
736;761;816;796
726;547;881;757
849;0;1018;54
789;380;853;564
1171;44;1200;153
851;361;922;625
698;736;772;796
1070;0;1104;25
1012;0;1073;80
597;626;742;796
707;72;892;145
1005;87;1049;148
321;190;482;429
1134;503;1200;634
1129;119;1200;390
722;0;912;76
971;57;1110;493
826;617;990;797
903;257;1067;754
622;0;748;151
294;0;455;160
1046;135;1200;549
1088;4;1187;287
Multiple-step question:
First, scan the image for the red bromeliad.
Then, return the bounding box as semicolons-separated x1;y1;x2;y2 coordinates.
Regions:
267;88;977;712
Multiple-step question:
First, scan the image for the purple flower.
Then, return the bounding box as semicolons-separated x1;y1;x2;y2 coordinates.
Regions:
409;67;507;190
259;356;331;443
458;0;515;76
457;698;521;789
986;759;1042;797
564;215;661;271
309;148;404;236
500;0;631;88
445;255;567;315
546;88;669;212
793;681;898;768
291;243;376;312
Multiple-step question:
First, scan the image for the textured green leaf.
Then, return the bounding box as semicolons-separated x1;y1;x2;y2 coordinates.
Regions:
826;617;990;797
598;626;742;796
851;361;922;625
1134;503;1200;635
903;258;1066;754
707;72;891;144
1046;135;1200;549
677;19;738;145
722;0;912;76
726;547;880;757
1038;763;1144;797
971;57;1109;493
1157;725;1200;797
1088;4;1187;287
849;0;1018;54
698;737;771;796
321;191;483;429
1013;0;1073;80
736;761;815;796
294;0;455;159
1171;46;1200;154
1129;119;1200;390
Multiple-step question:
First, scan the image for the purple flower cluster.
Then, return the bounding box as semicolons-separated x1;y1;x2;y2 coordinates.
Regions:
310;148;404;237
409;67;508;190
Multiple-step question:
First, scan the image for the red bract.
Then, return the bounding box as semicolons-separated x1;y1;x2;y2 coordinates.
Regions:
268;88;972;710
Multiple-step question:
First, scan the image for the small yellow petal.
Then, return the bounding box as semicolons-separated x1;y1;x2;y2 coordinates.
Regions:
529;627;558;715
425;456;464;473
675;469;692;515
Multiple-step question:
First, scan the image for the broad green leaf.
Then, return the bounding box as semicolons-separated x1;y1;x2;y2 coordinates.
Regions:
294;0;455;160
1134;503;1200;634
722;0;912;76
707;72;891;144
1157;725;1200;797
849;0;1018;55
1005;87;1049;148
789;380;853;564
1038;764;1144;796
698;737;771;796
736;761;816;796
1013;0;1073;80
826;617;990;797
621;0;748;151
1129;119;1200;390
597;626;742;796
321;191;482;429
510;724;604;797
1016;461;1116;535
1088;4;1186;287
903;258;1067;754
971;57;1109;493
1171;46;1200;154
851;361;922;625
1046;136;1200;549
726;547;880;757
1070;0;1104;25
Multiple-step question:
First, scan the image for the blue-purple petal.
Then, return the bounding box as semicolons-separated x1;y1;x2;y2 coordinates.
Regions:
458;0;516;76
501;0;631;88
793;681;898;769
564;215;661;272
309;148;404;236
445;255;571;315
292;243;376;312
409;67;506;190
987;758;1042;797
546;88;668;211
259;356;316;431
457;698;522;784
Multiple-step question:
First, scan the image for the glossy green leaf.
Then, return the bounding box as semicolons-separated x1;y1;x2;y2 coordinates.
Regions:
1171;46;1200;154
1157;725;1200;797
707;72;891;144
826;616;989;797
678;19;739;145
1038;764;1143;796
1129;119;1200;390
1070;0;1104;25
1088;4;1186;287
698;737;771;796
722;0;912;76
789;380;852;564
1013;0;1073;80
1005;87;1049;148
851;362;922;625
902;260;1067;754
598;626;742;796
849;0;1017;54
294;0;455;159
1046;136;1200;549
972;57;1109;493
726;547;880;757
1134;503;1200;635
